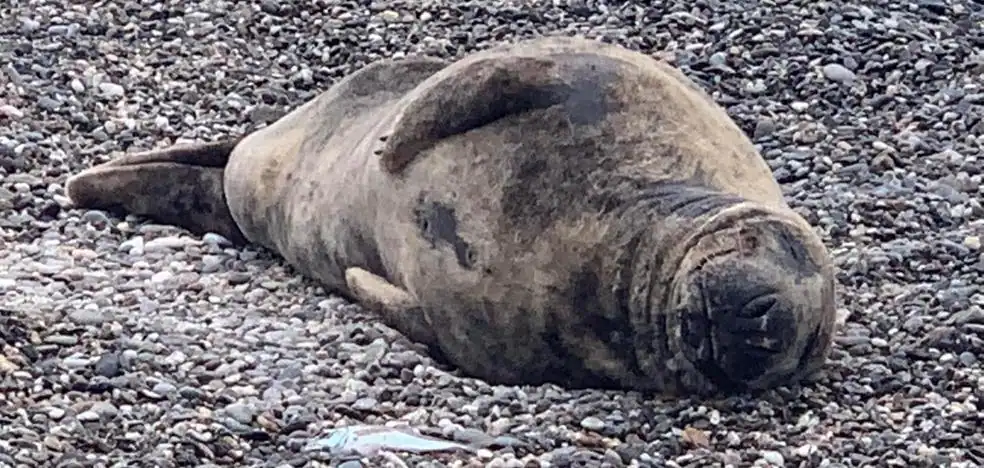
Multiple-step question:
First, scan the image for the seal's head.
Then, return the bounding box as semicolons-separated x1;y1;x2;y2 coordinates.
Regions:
665;205;837;395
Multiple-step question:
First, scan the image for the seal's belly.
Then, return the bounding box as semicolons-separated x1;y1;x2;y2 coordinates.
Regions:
225;110;386;294
379;146;648;388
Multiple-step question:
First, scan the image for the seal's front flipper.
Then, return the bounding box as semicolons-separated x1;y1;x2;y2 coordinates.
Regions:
65;139;248;244
376;55;571;174
344;267;438;346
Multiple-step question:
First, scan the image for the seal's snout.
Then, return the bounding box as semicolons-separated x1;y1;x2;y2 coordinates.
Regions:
681;261;801;391
675;216;836;394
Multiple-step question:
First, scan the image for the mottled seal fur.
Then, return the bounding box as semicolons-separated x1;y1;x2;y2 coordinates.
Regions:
65;36;838;396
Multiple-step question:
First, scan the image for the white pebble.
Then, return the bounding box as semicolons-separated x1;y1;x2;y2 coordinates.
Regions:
822;63;856;83
378;10;400;21
165;350;188;366
0;277;15;291
120;236;145;255
793;443;817;457
202;232;231;246
580;416;605;431
292;68;313;84
62;357;92;369
760;450;784;465
47;408;66;420
20;17;40;32
99;82;125;98
76;411;101;422
52;194;73;208
144;236;194;252
790;101;809;112
872;140;893;152
0;104;24;119
151;271;174;284
0;355;18;373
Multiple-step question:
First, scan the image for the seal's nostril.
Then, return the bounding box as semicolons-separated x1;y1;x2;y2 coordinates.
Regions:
685;281;798;388
739;294;777;319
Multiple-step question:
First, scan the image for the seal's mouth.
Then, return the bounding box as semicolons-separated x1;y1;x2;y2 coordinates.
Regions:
692;268;782;391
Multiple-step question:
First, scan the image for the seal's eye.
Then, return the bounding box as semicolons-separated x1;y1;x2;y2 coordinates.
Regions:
419;218;430;232
737;228;760;254
465;246;479;266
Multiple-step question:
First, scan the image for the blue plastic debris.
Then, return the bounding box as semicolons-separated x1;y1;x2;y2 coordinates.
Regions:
303;424;478;458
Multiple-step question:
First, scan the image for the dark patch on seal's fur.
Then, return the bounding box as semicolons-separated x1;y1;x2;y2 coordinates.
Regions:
764;222;821;277
413;197;475;270
491;55;626;234
499;133;611;240
379;52;621;171
615;180;747;220
534;268;645;389
504;150;748;241
550;54;620;126
578;269;648;375
498;107;747;239
797;323;825;370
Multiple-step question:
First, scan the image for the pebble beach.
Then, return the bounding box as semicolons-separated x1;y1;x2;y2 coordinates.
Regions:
1;1;983;467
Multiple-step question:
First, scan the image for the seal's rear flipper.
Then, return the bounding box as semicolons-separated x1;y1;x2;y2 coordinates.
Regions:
65;139;248;244
344;267;438;346
97;139;239;169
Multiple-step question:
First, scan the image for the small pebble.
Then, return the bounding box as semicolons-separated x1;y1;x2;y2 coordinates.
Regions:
580;417;606;432
822;63;857;82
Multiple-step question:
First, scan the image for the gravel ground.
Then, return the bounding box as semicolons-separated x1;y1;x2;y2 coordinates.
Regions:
2;0;984;467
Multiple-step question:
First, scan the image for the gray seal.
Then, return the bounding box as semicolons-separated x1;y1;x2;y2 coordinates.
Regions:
65;36;838;396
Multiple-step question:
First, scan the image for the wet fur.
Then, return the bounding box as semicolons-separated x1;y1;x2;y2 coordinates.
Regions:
66;36;837;396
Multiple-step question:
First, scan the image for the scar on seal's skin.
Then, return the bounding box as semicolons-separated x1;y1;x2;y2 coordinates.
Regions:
413;195;476;270
542;267;642;388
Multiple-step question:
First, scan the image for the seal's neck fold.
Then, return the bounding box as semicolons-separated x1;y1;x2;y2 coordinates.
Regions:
602;179;752;382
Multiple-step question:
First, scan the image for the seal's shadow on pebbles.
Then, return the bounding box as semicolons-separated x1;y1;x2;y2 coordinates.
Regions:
64;36;839;399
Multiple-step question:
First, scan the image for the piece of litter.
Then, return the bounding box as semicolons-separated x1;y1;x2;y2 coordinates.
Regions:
303;424;477;457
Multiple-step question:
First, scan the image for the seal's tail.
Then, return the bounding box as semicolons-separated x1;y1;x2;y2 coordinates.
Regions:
65;138;248;244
